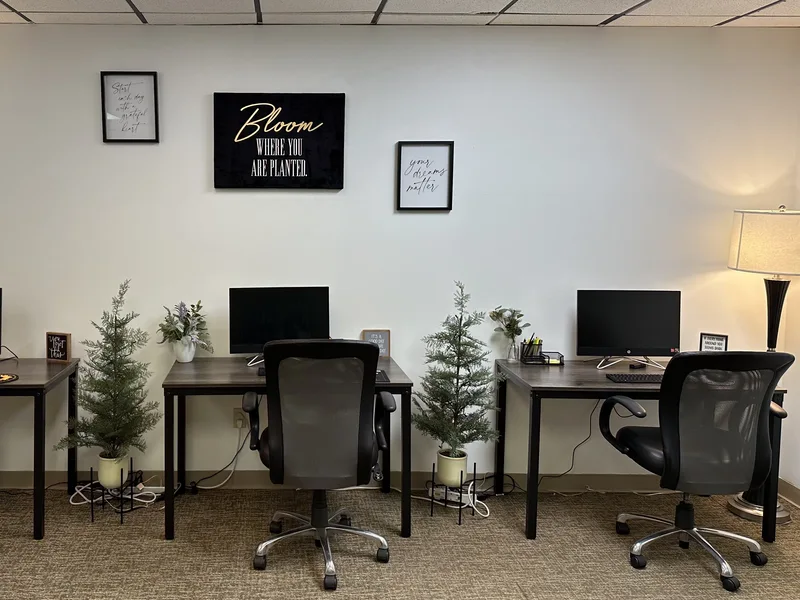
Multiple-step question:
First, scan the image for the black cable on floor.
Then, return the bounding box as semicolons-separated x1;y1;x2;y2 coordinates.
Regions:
538;399;601;488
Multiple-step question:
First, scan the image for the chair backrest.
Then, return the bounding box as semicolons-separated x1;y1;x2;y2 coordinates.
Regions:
659;351;794;495
262;339;379;489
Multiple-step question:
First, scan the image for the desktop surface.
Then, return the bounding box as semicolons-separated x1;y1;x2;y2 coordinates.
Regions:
163;356;412;391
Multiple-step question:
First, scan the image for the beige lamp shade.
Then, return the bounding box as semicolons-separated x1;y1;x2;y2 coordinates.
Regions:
728;208;800;276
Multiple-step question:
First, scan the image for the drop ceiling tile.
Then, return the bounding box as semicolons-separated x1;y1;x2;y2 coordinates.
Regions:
493;13;612;25
609;15;726;26
509;0;637;14
11;0;130;11
29;11;142;22
383;0;507;14
134;0;254;13
631;0;773;17
146;12;256;23
263;0;381;11
380;13;494;24
723;15;800;26
262;11;373;23
0;12;27;22
755;0;800;16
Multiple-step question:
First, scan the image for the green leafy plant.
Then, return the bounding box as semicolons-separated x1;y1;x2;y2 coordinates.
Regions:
489;306;530;346
157;301;213;352
55;281;160;459
412;282;497;458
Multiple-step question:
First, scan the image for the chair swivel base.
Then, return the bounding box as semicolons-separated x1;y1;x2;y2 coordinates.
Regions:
253;507;390;591
616;500;767;592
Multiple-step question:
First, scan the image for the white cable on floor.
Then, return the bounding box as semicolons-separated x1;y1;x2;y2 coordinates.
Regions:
196;427;245;490
69;481;157;508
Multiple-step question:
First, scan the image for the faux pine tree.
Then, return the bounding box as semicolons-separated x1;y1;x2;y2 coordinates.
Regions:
412;282;497;458
56;281;160;459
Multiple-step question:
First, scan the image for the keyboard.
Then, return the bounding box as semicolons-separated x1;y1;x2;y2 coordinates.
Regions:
606;373;663;384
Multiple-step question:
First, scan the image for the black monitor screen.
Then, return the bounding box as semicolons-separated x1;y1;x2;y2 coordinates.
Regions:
576;290;681;357
229;287;330;354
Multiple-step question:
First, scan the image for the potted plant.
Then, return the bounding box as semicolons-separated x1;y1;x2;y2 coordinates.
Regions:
157;300;213;363
489;306;530;361
412;282;497;487
55;281;161;490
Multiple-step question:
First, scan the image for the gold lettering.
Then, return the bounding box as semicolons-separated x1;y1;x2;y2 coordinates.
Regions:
234;103;323;142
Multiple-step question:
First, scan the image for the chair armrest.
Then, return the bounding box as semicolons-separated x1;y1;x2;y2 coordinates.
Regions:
242;392;260;451
374;392;396;451
770;401;788;420
599;395;647;454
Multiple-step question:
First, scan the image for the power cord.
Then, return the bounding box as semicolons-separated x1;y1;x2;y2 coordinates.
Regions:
191;426;247;493
538;399;601;488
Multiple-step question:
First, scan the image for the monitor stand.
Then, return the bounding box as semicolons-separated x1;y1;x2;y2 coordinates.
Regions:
596;356;665;370
246;354;264;367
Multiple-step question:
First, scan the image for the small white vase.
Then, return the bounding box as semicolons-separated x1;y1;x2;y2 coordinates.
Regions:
98;453;129;490
173;337;196;363
437;450;468;488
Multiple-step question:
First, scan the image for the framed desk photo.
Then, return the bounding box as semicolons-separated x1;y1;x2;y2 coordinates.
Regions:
100;71;159;143
700;332;728;352
396;141;453;211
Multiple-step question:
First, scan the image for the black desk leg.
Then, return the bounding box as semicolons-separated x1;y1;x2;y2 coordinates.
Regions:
68;371;78;495
33;391;46;540
762;392;784;543
401;389;412;538
177;395;186;493
525;391;542;540
165;391;175;540
494;376;507;495
381;399;391;494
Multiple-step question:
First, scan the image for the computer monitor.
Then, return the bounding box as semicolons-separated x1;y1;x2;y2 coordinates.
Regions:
576;290;681;357
229;286;330;354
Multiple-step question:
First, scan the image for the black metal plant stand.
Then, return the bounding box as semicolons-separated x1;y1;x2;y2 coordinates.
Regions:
88;456;137;525
429;462;478;525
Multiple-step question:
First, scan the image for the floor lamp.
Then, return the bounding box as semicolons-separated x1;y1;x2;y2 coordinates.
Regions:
727;205;800;522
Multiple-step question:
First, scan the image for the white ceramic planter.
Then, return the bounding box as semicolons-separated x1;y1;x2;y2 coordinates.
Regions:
173;337;197;363
437;450;468;488
98;454;129;490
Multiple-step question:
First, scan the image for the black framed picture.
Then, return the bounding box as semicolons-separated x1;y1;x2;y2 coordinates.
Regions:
213;92;345;189
699;332;728;352
100;71;159;143
396;141;454;211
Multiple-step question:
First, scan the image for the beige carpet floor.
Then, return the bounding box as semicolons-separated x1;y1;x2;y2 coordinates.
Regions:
0;488;798;599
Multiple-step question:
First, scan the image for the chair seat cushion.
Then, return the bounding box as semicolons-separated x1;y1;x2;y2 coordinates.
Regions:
617;426;664;476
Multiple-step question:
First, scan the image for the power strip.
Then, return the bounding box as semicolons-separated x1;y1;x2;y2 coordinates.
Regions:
428;486;466;504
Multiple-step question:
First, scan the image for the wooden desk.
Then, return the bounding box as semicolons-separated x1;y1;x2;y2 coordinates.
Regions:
493;360;787;544
162;356;414;540
0;359;80;539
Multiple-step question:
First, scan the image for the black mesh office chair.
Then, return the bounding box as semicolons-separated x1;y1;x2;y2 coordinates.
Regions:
600;351;794;592
242;339;395;591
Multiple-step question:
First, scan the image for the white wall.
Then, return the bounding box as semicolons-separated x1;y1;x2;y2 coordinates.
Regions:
1;25;799;480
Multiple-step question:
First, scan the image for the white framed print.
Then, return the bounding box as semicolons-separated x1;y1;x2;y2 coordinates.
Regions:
396;141;453;211
101;71;159;143
699;332;728;352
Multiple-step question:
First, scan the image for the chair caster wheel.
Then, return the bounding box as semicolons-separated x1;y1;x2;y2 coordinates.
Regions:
253;555;267;570
269;521;282;534
630;554;647;569
750;551;768;566
721;576;740;592
615;522;630;535
323;574;337;590
679;540;690;549
338;515;352;527
376;548;390;563
315;539;322;548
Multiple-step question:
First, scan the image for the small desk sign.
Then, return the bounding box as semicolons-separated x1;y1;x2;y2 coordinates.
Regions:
46;332;72;363
361;329;390;358
699;332;728;352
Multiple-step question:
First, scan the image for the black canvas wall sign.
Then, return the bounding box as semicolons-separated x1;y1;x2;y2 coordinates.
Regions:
214;93;345;189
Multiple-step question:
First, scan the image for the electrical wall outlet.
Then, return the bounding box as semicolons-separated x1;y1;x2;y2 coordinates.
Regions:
233;408;248;428
429;486;465;504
